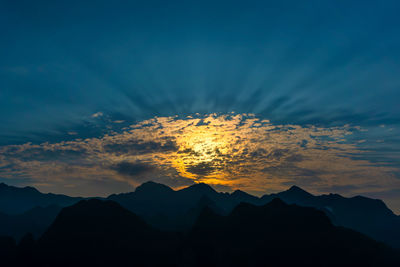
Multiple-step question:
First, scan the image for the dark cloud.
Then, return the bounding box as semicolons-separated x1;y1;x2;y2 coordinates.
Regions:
195;119;210;126
262;162;323;184
285;153;304;162
177;148;201;157
249;148;267;158
186;161;216;176
266;149;289;161
103;139;178;155
111;161;155;178
3;146;87;162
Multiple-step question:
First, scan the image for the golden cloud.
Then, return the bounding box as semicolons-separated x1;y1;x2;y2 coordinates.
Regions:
0;113;399;196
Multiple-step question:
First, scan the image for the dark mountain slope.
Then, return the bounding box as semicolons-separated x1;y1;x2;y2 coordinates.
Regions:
37;199;179;267
0;236;17;266
184;199;399;267
0;205;61;240
1;181;399;250
108;181;262;230
0;197;398;266
109;182;400;248
262;186;400;248
0;183;82;214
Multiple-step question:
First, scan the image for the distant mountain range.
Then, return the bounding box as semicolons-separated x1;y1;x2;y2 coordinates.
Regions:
0;183;82;241
187;198;398;266
1;198;398;266
0;183;82;214
108;181;400;249
0;181;400;251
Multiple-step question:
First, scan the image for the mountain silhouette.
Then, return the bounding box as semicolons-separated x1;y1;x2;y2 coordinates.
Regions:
184;198;399;266
1;181;400;250
108;181;261;230
0;205;61;241
1;197;398;266
261;186;400;248
0;235;17;266
37;199;179;267
231;189;259;203
109;182;400;248
0;183;81;214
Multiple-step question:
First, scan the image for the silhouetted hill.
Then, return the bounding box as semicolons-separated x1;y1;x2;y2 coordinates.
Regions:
231;189;259;203
0;205;61;241
108;182;400;248
0;235;16;266
261;186;400;248
1;181;400;250
276;185;314;202
108;181;261;230
184;198;399;266
0;183;82;214
37;199;179;267
0;197;399;266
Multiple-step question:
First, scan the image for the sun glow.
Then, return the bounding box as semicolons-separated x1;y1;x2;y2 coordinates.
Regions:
171;123;232;181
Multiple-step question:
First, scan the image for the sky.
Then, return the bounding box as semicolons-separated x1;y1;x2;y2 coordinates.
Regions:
1;1;400;213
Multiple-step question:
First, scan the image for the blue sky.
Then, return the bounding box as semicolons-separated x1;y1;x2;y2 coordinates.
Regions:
1;1;400;212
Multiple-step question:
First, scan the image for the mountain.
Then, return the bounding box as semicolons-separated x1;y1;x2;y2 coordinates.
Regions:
108;181;261;230
184;199;399;266
0;183;82;214
0;205;62;241
0;183;82;243
109;182;400;249
0;236;16;266
2;198;398;266
1;181;399;249
231;189;259;203
37;199;180;267
261;186;400;248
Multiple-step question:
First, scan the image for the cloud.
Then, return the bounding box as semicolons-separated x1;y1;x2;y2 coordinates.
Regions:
318;184;360;194
0;113;399;203
103;138;178;155
91;112;103;118
111;161;155;178
186;161;216;176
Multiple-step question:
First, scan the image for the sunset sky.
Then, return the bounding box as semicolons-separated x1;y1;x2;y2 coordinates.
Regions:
1;1;400;213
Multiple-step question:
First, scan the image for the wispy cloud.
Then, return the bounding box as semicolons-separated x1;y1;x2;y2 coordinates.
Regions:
91;112;104;118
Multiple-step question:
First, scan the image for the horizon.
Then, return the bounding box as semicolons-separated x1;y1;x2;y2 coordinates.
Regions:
2;179;399;216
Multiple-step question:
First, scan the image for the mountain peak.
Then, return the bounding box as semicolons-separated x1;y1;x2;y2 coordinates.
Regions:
288;185;304;192
231;189;256;199
184;183;216;194
135;181;173;194
285;185;313;196
23;185;40;193
232;189;246;196
0;182;40;194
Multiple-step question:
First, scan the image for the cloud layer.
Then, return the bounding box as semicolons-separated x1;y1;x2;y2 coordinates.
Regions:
1;113;399;211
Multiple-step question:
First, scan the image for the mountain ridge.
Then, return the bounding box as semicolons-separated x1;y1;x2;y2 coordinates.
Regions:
2;197;398;266
1;181;399;248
